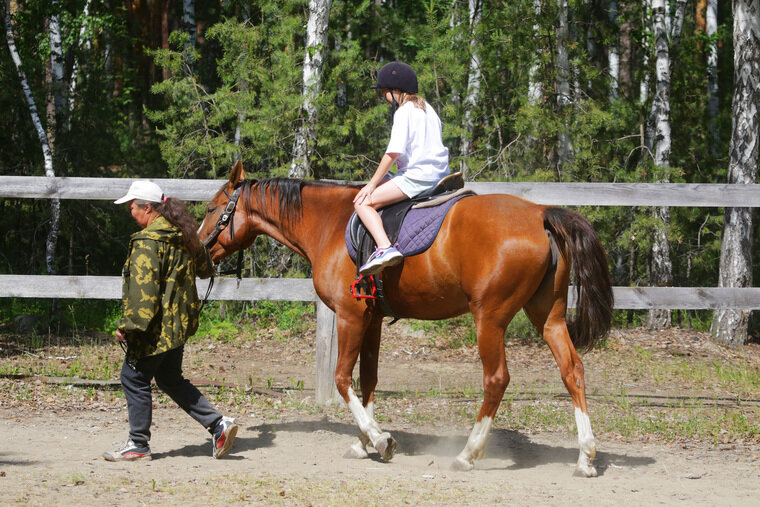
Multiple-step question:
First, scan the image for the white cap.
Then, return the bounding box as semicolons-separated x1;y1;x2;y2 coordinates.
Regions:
114;180;164;204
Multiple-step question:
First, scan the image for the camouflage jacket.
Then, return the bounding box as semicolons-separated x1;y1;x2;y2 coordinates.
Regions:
116;216;214;360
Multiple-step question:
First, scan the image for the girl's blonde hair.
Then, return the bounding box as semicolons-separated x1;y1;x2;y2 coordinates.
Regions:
400;92;426;111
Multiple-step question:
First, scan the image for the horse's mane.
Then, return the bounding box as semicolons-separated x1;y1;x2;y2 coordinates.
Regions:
243;178;358;223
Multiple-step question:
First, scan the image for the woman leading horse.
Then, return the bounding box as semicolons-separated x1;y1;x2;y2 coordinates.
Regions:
199;161;613;477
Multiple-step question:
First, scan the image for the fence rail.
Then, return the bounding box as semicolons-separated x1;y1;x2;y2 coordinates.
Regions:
2;275;760;310
2;176;758;402
2;176;760;207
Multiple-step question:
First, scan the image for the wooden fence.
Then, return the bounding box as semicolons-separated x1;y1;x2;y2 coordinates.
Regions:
2;176;759;402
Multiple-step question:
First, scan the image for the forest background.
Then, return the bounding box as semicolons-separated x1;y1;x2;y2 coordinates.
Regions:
0;0;757;344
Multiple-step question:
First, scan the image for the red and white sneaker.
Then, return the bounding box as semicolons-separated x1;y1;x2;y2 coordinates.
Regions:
212;416;238;459
103;439;151;461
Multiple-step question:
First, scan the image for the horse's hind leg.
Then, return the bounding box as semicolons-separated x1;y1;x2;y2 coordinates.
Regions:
453;310;511;471
524;269;598;477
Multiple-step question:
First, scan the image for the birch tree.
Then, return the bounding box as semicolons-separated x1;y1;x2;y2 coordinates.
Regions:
290;0;332;178
645;0;687;329
49;0;65;125
183;0;196;48
459;0;482;180
706;0;720;154
3;0;59;276
608;0;619;100
640;0;652;104
712;0;760;346
67;0;91;123
555;0;573;173
528;0;543;106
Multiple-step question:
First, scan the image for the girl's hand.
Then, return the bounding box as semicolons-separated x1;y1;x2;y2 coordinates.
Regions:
354;182;376;205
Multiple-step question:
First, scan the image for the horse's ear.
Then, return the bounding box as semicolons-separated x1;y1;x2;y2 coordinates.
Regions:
229;160;245;186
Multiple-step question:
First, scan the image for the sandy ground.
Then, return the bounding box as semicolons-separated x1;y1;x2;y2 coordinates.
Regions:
1;325;760;505
2;400;759;505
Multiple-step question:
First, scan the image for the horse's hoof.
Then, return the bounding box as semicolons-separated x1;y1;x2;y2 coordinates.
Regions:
574;464;598;478
373;433;397;462
452;457;474;471
343;441;369;459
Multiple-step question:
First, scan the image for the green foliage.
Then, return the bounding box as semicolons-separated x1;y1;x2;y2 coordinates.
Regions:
196;317;240;343
147;4;305;179
248;301;314;334
0;298;122;334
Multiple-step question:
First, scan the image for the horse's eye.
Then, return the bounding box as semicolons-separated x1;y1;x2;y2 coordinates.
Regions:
206;206;216;214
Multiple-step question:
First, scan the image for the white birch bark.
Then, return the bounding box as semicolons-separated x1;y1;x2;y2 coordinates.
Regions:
640;0;651;104
608;0;619;100
555;0;573;173
645;0;686;329
528;0;543;105
459;0;482;180
49;0;65;120
67;0;92;127
183;0;196;47
712;0;760;346
290;0;332;178
4;0;59;275
706;0;720;154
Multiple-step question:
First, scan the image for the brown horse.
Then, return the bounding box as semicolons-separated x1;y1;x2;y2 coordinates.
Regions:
199;161;613;477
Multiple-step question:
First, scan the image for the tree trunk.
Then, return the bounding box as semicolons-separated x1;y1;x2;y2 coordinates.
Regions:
712;0;759;346
4;0;59;276
555;0;573;175
183;0;196;47
646;0;686;329
640;0;651;104
608;0;620;100
49;0;65;123
706;0;720;155
528;0;543;106
290;0;333;178
619;1;633;98
182;0;196;75
459;0;482;180
68;0;92;128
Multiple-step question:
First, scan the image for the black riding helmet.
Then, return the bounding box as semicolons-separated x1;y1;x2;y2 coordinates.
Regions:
371;61;418;94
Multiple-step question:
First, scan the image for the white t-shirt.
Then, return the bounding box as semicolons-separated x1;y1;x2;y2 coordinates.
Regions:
385;101;449;181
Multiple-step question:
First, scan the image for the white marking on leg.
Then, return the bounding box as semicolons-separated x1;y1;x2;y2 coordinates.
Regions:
347;389;383;442
574;407;597;477
346;390;395;461
453;416;493;471
345;401;374;459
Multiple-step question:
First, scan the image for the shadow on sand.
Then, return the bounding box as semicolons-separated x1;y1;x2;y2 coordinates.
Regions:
154;418;655;475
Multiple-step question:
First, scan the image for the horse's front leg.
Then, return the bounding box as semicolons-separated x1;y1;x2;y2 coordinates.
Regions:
453;315;509;471
335;313;396;462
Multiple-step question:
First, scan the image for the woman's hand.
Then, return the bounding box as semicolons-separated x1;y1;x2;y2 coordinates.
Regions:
115;329;126;342
354;182;377;205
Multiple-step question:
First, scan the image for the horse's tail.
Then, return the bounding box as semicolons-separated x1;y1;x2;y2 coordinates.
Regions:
543;207;614;352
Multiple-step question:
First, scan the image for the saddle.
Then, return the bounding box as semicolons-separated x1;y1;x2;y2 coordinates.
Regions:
345;172;475;320
347;172;469;264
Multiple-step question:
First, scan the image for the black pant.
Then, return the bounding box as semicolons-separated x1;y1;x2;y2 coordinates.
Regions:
121;345;222;445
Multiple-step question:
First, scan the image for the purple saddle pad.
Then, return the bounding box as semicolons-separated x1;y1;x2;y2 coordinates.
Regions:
345;194;472;262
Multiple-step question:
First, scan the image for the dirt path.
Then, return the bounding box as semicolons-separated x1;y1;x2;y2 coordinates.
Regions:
2;405;759;505
2;325;760;504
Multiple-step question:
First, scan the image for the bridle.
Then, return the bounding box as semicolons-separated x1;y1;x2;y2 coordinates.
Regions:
199;183;245;311
203;184;243;248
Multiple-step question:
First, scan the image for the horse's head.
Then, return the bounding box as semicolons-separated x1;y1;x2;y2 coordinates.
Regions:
198;160;258;262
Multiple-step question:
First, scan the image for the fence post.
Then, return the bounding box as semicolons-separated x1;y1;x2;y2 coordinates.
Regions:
315;300;340;404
